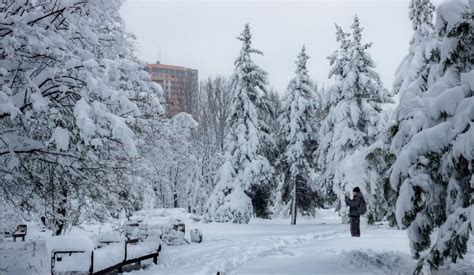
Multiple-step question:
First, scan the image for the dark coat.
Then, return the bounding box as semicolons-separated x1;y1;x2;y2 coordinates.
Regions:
345;193;363;217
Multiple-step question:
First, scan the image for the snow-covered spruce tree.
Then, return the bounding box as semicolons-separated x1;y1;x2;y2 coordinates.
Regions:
275;46;320;225
314;24;350;207
391;0;439;155
372;0;438;228
393;0;436;96
205;24;276;223
390;1;473;273
321;24;351;113
316;16;391;222
364;130;398;225
0;0;163;232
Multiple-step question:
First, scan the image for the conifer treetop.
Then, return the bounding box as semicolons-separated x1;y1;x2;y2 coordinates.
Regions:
335;24;350;50
236;23;263;61
328;24;350;83
295;45;309;75
409;0;435;32
351;15;363;45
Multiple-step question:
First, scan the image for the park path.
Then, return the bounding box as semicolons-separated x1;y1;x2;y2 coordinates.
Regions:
129;222;415;275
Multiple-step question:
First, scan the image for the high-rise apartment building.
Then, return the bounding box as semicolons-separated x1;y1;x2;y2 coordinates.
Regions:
145;62;198;117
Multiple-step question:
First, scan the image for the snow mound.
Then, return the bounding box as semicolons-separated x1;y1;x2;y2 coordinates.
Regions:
341;250;414;274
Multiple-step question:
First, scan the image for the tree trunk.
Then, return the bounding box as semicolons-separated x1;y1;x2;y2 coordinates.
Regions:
173;162;180;208
341;195;350;224
55;194;67;236
290;182;297;225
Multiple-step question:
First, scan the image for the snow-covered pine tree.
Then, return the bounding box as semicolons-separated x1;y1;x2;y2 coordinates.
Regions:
205;24;275;223
315;24;350;206
372;0;438;228
391;0;439;155
393;0;436;97
317;16;391;222
390;0;473;273
364;130;397;225
323;24;351;112
275;46;320;225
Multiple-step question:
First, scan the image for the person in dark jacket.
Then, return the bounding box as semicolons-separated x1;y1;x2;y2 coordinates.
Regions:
344;187;364;237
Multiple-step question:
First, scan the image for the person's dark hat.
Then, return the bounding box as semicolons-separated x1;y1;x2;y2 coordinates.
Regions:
353;187;361;193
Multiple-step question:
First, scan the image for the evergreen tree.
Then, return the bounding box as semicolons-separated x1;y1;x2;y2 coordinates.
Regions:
323;24;351;110
317;16;391;222
275;46;320;225
393;0;436;95
364;130;397;225
391;0;438;155
316;24;350;206
205;24;275;223
390;0;473;273
374;0;437;228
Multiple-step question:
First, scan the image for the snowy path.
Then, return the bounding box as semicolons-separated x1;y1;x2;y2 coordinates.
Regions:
128;220;416;275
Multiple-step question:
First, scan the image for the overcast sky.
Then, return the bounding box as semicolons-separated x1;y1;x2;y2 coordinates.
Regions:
120;0;439;93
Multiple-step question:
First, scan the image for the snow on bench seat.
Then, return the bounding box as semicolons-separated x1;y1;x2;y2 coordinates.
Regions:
46;236;94;254
96;231;124;246
47;236;94;272
92;242;124;272
126;237;161;260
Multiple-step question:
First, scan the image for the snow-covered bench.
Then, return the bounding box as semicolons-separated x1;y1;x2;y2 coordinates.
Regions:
12;224;27;242
48;231;161;275
47;236;94;274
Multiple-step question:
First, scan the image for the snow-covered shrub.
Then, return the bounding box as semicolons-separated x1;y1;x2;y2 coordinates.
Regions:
162;229;188;246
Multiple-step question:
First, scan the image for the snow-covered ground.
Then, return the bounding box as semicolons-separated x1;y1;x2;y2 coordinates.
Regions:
1;209;473;275
128;210;474;275
132;222;409;275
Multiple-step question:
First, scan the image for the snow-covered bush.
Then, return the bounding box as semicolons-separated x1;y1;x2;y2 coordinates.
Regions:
137;112;200;213
191;76;232;215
